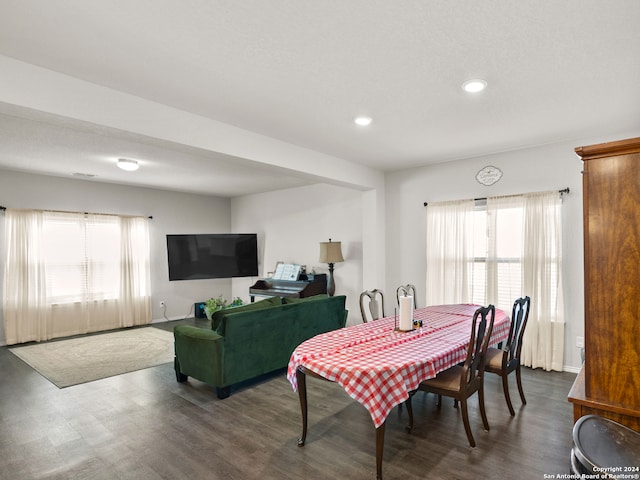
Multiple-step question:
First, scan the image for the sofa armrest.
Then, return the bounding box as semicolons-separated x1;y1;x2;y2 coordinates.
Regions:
174;325;224;387
175;324;222;342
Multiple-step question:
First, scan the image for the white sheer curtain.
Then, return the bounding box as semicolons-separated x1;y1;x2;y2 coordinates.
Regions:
485;191;564;371
426;191;564;371
118;215;152;328
2;210;50;343
3;209;151;344
425;199;475;305
521;191;564;371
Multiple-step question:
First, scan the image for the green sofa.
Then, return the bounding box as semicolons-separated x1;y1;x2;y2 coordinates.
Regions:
173;294;347;398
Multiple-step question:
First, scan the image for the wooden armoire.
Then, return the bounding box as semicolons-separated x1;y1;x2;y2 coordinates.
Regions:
568;136;640;431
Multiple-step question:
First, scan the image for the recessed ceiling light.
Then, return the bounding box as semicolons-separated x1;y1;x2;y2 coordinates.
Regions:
117;158;139;171
354;116;373;126
462;79;487;93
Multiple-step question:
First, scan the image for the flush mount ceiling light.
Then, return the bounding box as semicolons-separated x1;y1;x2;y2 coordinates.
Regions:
354;116;373;126
462;79;487;93
117;158;139;171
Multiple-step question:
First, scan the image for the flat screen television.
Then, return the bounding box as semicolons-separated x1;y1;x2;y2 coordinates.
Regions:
166;233;258;281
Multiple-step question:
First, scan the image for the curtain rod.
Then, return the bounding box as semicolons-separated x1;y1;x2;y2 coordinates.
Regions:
423;187;570;207
0;206;152;219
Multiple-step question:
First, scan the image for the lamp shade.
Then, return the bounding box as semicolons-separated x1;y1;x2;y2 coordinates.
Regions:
319;240;344;264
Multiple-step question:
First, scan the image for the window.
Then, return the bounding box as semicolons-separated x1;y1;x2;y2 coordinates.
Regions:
43;213;122;304
426;190;564;370
3;209;151;344
469;201;529;312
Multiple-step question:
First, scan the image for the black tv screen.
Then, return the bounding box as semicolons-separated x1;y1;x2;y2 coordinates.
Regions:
167;233;258;281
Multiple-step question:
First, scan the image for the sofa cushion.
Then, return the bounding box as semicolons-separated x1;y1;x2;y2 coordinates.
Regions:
212;296;282;331
282;294;329;304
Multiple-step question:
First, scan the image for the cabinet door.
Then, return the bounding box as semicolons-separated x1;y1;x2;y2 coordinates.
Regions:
583;152;640;406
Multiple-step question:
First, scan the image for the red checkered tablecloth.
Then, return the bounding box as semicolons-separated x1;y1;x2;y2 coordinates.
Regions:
287;304;510;428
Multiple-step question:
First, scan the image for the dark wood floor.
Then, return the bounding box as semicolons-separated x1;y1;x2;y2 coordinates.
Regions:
0;318;577;480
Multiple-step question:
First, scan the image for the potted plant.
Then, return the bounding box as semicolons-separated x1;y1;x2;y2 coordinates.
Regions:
204;295;244;320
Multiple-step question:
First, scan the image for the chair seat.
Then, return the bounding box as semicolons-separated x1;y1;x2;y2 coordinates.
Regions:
421;365;463;392
484;347;503;371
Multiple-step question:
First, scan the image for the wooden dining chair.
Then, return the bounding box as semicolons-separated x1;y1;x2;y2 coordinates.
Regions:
359;289;385;323
485;296;531;416
396;284;418;309
404;304;496;448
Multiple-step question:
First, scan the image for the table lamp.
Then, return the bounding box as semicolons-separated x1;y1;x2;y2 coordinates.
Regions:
319;238;344;296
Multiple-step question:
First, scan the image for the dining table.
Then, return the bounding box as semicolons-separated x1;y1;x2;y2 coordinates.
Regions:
286;303;511;479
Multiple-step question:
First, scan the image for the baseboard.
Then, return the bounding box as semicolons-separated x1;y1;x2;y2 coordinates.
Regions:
562;364;582;374
151;315;187;323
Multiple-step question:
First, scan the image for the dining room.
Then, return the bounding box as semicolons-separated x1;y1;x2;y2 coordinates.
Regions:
2;2;639;477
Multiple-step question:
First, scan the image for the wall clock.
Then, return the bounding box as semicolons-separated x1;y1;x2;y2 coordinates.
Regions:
476;166;502;186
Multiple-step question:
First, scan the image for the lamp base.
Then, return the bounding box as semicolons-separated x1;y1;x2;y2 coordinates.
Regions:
327;263;336;296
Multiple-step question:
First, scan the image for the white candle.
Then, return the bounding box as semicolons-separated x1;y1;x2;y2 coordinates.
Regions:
399;295;414;331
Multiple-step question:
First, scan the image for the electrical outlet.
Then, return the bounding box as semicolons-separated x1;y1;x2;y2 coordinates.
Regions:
576;336;584;348
160;301;165;308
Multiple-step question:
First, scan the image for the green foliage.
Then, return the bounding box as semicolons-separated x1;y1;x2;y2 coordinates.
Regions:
204;295;244;317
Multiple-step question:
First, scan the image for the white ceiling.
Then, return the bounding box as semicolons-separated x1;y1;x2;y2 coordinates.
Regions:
0;1;639;196
0;102;320;197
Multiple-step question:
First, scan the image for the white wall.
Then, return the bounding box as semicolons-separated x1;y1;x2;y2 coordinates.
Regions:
385;132;638;372
0;169;235;345
231;183;364;326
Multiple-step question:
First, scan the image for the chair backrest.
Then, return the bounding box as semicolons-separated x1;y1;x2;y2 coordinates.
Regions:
359;289;385;322
461;305;495;389
396;284;418;309
506;296;531;363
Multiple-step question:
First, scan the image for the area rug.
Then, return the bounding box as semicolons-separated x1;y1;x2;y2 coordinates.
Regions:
9;327;174;388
